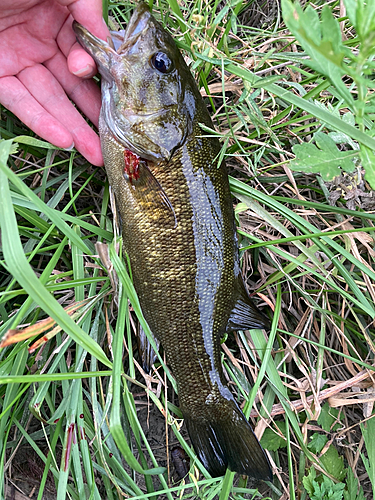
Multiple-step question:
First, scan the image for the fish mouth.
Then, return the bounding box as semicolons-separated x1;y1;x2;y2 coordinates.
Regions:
115;2;152;52
73;21;121;82
73;22;113;59
123;2;151;41
73;3;153;74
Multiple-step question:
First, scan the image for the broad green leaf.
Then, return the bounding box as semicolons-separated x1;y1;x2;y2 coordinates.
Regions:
361;415;375;499
290;132;357;180
344;467;366;500
320;475;345;500
305;4;321;42
344;0;357;28
344;0;375;46
282;0;354;107
260;423;287;451
304;468;345;500
320;445;346;482
314;103;358;150
321;5;342;50
317;403;341;432
303;467;317;497
308;433;328;454
360;145;375;190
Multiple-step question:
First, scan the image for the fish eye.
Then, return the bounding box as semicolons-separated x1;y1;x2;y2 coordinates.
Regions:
150;52;174;74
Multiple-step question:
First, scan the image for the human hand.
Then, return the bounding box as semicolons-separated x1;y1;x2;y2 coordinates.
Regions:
0;0;110;165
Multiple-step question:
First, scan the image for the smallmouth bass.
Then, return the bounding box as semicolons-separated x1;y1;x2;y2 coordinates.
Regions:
74;2;272;480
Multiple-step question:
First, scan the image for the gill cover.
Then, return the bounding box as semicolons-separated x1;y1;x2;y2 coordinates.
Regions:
73;3;196;162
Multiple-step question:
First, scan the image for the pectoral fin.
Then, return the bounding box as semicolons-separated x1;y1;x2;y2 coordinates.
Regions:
123;149;177;229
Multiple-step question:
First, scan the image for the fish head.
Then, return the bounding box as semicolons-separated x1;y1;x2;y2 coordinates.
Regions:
73;3;197;162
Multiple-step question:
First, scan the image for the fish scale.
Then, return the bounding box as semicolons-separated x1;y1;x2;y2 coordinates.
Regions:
74;2;272;480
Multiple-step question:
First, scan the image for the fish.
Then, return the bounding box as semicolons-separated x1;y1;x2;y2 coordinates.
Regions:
73;2;272;480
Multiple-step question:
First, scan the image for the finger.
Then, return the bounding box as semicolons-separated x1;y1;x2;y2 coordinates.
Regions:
57;17;97;78
57;1;110;77
65;0;109;39
67;42;98;77
45;50;101;127
0;75;74;149
18;64;103;166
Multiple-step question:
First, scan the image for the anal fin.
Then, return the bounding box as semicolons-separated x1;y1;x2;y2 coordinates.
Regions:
227;281;270;332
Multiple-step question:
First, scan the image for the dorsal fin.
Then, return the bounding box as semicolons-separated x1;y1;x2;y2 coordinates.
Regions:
226;281;270;332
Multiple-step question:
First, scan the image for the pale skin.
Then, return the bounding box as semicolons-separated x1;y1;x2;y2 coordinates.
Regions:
0;0;110;165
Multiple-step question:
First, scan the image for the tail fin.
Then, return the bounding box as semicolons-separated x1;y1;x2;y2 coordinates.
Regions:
184;397;272;480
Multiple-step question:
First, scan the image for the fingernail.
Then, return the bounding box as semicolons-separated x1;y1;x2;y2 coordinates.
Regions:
65;142;75;151
72;64;95;77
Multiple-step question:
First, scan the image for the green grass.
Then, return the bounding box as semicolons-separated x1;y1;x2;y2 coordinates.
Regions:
1;0;375;498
